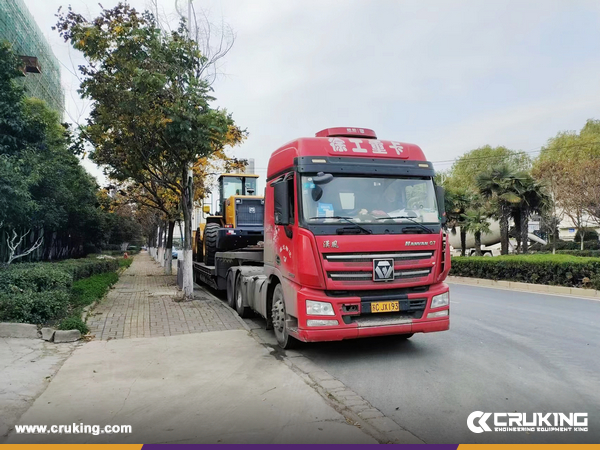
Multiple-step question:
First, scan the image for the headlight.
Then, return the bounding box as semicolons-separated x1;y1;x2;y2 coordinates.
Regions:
427;310;449;318
431;292;449;308
306;300;335;316
307;319;339;327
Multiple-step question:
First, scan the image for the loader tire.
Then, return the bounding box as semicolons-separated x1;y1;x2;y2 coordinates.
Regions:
203;223;220;266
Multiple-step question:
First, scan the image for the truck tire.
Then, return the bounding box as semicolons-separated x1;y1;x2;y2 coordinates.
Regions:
235;275;251;318
226;270;236;309
271;284;298;349
203;223;220;265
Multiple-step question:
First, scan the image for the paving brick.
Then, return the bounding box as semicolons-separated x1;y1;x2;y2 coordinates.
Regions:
87;252;244;340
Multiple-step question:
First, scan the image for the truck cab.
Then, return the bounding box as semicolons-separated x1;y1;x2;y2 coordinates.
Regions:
259;127;450;347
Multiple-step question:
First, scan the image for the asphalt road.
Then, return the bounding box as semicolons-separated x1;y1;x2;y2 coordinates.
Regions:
296;284;600;444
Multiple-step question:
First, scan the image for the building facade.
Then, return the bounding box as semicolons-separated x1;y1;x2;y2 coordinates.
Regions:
0;0;64;114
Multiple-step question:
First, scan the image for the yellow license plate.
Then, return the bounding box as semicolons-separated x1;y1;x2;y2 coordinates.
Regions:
371;301;400;313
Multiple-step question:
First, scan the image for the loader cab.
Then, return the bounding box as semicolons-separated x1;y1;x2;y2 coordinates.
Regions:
218;174;259;216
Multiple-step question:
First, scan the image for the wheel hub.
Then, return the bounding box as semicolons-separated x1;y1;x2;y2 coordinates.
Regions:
272;300;285;332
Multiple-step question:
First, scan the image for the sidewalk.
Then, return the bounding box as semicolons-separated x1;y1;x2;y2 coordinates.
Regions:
87;252;244;339
5;252;377;444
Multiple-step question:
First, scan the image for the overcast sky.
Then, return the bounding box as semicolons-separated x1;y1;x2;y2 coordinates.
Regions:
24;0;600;189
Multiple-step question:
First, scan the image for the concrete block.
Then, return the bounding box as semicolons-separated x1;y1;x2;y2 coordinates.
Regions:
496;280;510;287
0;323;39;338
318;379;346;390
53;330;81;343
476;278;494;286
358;409;384;419
41;328;55;341
366;416;400;432
547;286;572;295
572;288;597;298
509;281;530;290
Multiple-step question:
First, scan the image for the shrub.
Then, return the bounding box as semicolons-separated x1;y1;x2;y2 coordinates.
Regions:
450;254;600;288
575;229;599;242
0;265;72;293
0;290;70;324
56;258;119;281
530;240;600;252
71;272;119;308
58;316;89;334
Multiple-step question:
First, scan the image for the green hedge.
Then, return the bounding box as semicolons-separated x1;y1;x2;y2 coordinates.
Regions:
0;290;70;324
450;254;600;289
0;265;72;293
0;257;121;324
56;258;119;281
537;250;600;258
530;240;600;251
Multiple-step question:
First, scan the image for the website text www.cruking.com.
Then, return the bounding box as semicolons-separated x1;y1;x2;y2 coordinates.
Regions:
468;411;589;433
14;423;132;436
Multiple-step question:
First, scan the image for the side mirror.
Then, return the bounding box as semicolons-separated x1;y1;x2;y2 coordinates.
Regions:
313;172;333;185
435;186;447;225
274;181;290;226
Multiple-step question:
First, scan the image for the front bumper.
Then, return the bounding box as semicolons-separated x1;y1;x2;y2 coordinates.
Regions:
291;282;450;342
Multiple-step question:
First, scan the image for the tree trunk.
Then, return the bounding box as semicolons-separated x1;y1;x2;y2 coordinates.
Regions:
157;225;164;263
581;232;585;251
521;206;529;254
159;221;168;267
500;205;509;255
164;220;175;275
474;231;482;256
182;167;195;298
460;227;467;257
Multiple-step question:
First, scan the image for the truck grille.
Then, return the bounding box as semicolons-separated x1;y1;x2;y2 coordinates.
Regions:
236;200;264;226
323;251;433;262
327;268;431;281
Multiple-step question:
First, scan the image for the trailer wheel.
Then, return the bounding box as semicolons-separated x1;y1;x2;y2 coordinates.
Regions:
226;270;236;309
235;275;251;318
203;223;220;265
271;284;297;349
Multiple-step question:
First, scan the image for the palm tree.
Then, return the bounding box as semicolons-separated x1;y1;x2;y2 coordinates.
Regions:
477;165;521;255
513;173;551;253
444;187;473;256
461;207;492;256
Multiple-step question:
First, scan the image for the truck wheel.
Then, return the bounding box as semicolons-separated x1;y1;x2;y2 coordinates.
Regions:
271;284;297;349
235;275;251;318
203;223;220;265
226;270;236;309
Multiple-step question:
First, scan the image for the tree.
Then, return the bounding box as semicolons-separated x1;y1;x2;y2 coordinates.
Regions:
56;4;243;297
443;187;472;256
445;145;531;194
461;207;491;256
512;173;550;254
477;165;522;255
1;42;105;263
533;120;600;250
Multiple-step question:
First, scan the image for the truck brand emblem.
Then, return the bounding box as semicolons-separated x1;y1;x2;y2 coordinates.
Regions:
373;258;394;281
249;207;255;213
405;240;436;246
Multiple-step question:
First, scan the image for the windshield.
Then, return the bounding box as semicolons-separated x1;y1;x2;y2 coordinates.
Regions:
301;175;439;224
222;177;257;198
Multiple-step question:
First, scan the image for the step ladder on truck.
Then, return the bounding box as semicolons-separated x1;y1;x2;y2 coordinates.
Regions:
193;127;451;348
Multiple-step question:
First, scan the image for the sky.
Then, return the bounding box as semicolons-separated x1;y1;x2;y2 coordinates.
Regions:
23;0;600;193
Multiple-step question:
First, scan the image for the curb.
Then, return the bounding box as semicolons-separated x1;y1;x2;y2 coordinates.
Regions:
447;276;600;300
249;328;424;444
193;285;424;444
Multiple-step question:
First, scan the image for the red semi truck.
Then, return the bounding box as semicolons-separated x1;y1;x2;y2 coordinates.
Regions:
194;127;450;348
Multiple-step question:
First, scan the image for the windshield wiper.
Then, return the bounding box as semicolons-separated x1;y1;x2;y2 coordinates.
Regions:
375;216;433;234
309;216;372;235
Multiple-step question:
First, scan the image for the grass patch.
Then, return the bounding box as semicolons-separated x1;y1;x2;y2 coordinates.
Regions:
119;258;133;269
71;272;119;309
57;316;89;334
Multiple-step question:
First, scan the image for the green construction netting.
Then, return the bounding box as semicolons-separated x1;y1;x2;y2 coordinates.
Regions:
0;0;64;114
